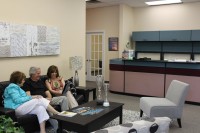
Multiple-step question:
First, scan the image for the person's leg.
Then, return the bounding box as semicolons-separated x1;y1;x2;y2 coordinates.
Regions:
37;98;60;114
28;106;49;133
16;98;59;115
39;121;46;133
15;98;59;133
51;96;69;111
66;91;78;109
48;112;58;131
47;104;59;114
15;98;50;116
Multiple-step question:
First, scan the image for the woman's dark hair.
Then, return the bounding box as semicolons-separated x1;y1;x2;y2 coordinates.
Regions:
10;71;26;84
47;65;60;78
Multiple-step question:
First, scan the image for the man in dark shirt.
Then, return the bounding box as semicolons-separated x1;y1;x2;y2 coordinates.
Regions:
23;78;47;97
23;66;68;132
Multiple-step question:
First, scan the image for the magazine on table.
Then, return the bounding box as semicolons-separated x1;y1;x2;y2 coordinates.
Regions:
58;111;77;117
72;107;104;116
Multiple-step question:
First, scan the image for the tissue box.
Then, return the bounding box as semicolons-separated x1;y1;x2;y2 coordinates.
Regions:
122;50;135;59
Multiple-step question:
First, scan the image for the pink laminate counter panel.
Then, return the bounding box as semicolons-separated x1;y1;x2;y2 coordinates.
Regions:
125;72;165;97
165;75;200;103
109;70;124;92
109;59;200;104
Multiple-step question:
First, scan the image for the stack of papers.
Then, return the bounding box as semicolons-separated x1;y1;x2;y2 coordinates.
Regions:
174;59;187;62
58;111;77;117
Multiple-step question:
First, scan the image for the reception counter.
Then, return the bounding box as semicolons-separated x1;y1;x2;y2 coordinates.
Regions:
109;58;200;104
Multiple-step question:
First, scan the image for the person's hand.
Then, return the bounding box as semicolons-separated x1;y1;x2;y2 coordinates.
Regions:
46;98;52;101
59;89;62;94
55;89;63;95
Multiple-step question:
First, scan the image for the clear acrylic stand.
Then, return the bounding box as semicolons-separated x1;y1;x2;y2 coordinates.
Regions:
103;83;110;107
96;75;104;105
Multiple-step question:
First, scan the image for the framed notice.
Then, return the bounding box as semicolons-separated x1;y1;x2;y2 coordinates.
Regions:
109;37;118;51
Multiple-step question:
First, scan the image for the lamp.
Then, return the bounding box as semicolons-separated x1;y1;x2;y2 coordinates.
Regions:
70;56;83;87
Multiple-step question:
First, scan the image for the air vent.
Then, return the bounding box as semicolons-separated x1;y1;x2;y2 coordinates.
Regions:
86;0;101;3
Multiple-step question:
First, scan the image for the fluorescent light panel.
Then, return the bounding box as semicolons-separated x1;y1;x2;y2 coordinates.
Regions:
145;0;182;6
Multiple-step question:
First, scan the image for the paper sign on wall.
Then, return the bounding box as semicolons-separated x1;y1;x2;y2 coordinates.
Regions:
0;21;60;57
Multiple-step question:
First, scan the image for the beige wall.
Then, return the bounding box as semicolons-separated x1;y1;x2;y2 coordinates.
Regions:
0;0;86;85
86;2;200;81
86;6;119;81
133;2;200;61
119;4;135;58
133;2;200;31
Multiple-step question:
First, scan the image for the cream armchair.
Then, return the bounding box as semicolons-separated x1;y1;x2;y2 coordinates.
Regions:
140;80;189;128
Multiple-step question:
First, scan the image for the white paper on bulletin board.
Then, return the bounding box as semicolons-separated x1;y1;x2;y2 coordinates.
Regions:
0;21;60;57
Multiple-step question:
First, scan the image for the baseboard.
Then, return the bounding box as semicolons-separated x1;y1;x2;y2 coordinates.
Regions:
109;90;200;106
185;101;200;106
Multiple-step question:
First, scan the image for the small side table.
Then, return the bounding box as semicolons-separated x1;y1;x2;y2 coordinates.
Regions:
76;86;96;101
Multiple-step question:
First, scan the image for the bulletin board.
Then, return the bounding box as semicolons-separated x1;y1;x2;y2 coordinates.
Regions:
0;21;60;57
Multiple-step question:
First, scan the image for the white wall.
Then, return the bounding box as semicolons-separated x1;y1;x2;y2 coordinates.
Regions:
0;0;86;85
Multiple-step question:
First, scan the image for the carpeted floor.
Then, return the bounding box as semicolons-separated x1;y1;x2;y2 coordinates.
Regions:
86;81;200;133
104;109;147;128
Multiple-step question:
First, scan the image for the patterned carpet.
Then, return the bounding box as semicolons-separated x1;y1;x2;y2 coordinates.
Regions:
103;109;147;128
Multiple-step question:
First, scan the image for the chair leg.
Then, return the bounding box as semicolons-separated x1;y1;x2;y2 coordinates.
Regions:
140;110;143;117
177;118;182;128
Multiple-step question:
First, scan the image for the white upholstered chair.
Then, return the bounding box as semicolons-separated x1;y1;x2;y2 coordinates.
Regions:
140;80;189;128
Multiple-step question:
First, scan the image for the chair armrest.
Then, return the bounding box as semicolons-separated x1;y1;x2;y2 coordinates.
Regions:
0;106;16;121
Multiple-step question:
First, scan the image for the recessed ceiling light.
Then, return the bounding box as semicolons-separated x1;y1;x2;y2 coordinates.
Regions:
145;0;182;6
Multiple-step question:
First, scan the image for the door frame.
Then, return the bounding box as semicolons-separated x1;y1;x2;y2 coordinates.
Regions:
86;31;105;81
